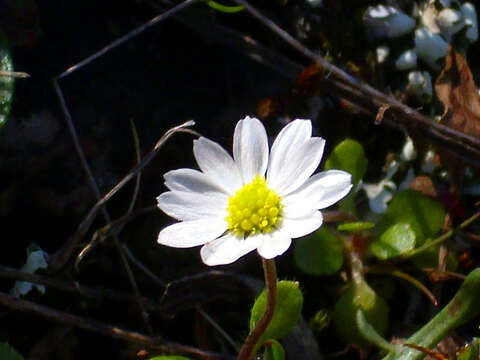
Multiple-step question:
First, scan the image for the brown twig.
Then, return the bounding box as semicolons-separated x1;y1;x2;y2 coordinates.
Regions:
237;258;277;360
233;0;480;160
52;0;202;333
55;0;199;81
48;122;197;272
0;291;231;360
53;80;153;334
0;265;163;311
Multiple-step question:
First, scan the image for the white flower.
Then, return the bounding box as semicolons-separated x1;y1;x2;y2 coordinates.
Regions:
157;117;352;266
407;70;433;102
462;3;479;43
395;49;417;70
364;5;416;39
437;8;465;41
401;136;417;162
376;46;390;64
363;179;396;214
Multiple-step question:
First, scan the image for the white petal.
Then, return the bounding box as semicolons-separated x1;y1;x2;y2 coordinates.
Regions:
281;211;323;239
284;170;352;211
158;218;227;248
200;233;261;266
193;137;242;194
164;168;226;194
233;116;269;183
256;230;292;259
269;137;326;196
267;119;311;182
157;191;228;221
414;27;448;69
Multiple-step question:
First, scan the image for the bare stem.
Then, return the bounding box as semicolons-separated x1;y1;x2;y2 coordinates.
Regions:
237;258;277;360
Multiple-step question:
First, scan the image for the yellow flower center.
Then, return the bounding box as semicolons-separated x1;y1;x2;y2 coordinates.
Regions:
226;175;283;237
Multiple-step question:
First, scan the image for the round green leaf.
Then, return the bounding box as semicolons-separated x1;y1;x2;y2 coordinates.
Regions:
0;33;14;127
382;190;446;245
371;223;416;260
324;139;367;186
249;280;303;342
0;343;23;360
333;278;389;345
337;221;375;233
294;228;344;275
263;339;285;360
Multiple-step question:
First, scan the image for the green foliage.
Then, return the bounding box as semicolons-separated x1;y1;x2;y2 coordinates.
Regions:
457;338;480;360
206;1;244;13
325;139;367;186
294;228;344;275
250;281;303;343
0;33;14;127
0;342;24;360
309;309;332;334
325;139;367;212
337;221;374;233
333;277;389;345
370;223;416;260
356;310;398;353
384;268;480;360
148;356;192;360
381;190;446;246
263;339;285;360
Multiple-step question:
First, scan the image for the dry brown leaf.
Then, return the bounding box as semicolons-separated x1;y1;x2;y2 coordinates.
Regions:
375;103;391;125
409;176;438;198
435;46;480;138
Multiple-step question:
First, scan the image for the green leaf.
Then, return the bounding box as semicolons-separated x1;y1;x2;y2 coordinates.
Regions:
457;338;480;360
333;277;389;345
206;1;244;12
0;33;14;128
294;228;344;275
324;139;367;212
0;342;24;360
371;223;416;260
263;339;285;360
148;356;192;360
249;281;303;342
381;190;446;245
338;221;375;233
383;268;480;360
325;139;367;186
356;310;399;353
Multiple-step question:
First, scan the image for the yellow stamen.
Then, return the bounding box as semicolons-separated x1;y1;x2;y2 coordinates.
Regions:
226;175;283;236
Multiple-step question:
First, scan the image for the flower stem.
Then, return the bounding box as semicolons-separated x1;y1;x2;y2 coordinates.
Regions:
237;258;277;360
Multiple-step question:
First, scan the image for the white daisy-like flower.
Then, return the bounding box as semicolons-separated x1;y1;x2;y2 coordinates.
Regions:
157;116;352;266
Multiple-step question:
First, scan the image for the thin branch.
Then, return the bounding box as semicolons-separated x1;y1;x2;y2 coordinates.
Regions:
0;265;162;311
0;291;231;360
197;307;240;352
49;121;197;273
234;0;480;156
55;0;199;81
121;242;166;288
400;210;480;260
52;0;202;332
391;270;438;306
53;78;153;333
